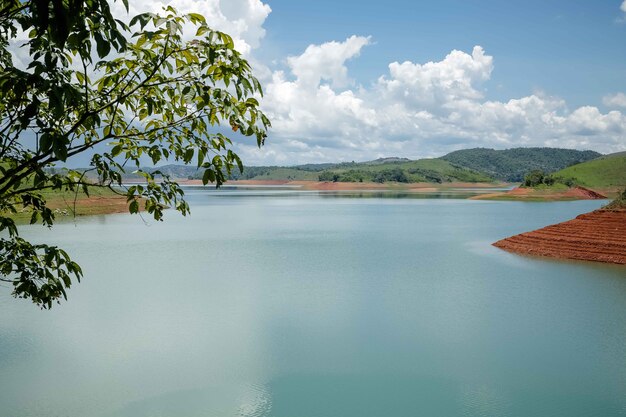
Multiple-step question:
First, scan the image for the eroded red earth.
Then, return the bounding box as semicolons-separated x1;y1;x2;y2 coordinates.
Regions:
494;209;626;265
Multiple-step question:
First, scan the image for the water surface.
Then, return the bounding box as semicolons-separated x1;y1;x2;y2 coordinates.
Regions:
1;189;624;417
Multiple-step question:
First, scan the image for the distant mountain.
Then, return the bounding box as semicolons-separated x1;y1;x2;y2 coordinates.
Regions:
440;147;601;182
553;153;626;188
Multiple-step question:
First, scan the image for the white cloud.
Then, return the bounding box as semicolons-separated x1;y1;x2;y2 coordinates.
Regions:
603;92;626;108
10;0;625;165
287;35;371;89
252;36;382;164
237;42;626;165
111;0;271;56
376;46;493;109
264;36;376;136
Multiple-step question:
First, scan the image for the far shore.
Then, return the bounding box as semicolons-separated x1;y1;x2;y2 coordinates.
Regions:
470;185;615;201
177;179;511;192
10;180;617;225
179;179;618;201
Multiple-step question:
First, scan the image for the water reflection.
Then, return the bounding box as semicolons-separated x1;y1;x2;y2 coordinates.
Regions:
1;193;623;417
185;188;498;200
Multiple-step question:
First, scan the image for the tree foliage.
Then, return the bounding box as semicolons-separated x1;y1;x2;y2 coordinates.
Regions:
522;170;577;188
0;1;270;307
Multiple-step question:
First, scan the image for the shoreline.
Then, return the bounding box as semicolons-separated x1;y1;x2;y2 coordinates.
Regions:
470;185;612;201
180;180;617;202
493;208;626;265
177;179;510;192
10;181;619;224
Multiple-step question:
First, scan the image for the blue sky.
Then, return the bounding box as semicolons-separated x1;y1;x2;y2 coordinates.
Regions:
57;0;626;165
260;0;625;109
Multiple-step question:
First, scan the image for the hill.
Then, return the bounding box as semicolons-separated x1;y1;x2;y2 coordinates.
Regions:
178;157;492;184
440;147;601;181
315;158;492;183
553;153;626;188
113;147;609;186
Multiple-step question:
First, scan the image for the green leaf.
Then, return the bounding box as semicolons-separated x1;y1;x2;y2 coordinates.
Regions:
202;169;215;185
52;141;68;162
39;133;53;152
184;148;194;162
188;13;206;23
129;200;139;214
197;149;206;168
94;32;111;58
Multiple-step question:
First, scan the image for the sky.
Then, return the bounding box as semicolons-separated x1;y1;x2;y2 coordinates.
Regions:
37;1;626;165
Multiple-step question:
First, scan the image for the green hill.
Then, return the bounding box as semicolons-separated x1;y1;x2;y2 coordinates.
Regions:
440;147;601;182
235;166;320;181
186;158;492;183
316;158;492;183
113;147;609;186
227;162;359;181
552;153;626;188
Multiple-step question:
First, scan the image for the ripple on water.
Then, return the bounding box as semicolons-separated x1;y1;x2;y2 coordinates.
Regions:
460;384;509;417
238;383;272;417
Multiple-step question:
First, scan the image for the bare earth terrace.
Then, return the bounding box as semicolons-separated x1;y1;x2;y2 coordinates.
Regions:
494;209;626;265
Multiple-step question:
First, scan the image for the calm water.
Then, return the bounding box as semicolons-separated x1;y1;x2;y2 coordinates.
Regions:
1;189;625;417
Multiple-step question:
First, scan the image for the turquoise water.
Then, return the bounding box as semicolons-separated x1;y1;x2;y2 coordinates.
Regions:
1;189;625;417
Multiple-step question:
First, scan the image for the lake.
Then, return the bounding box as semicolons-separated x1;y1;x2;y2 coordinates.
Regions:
1;189;625;417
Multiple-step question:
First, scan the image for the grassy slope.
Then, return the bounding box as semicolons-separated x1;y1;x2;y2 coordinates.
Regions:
553;154;626;188
322;158;493;183
7;186;128;224
474;153;626;201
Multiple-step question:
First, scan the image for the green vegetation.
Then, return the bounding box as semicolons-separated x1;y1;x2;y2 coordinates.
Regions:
522;170;576;188
316;159;492;183
552;153;626;188
523;170;553;187
9;185;124;224
157;157;491;184
241;167;320;181
440;147;600;181
1;2;268;308
116;147;614;187
605;188;626;210
218;161;360;181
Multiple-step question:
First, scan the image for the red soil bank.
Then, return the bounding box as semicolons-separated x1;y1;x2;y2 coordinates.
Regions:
493;209;626;265
563;186;607;199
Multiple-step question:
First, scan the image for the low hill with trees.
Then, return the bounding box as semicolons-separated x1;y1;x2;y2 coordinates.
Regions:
116;147;614;186
315;159;492;183
440;147;601;181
